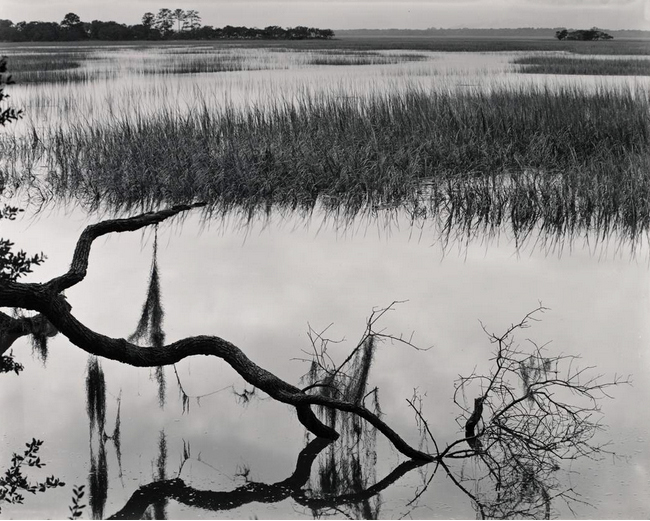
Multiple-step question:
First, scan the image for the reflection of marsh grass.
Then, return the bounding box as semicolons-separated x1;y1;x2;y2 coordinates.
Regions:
6;85;650;241
514;55;650;76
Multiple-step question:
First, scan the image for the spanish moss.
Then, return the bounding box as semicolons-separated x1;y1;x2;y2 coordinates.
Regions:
129;228;167;407
86;355;106;434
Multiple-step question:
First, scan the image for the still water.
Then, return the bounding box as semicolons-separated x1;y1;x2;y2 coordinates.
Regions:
3;44;650;136
1;44;650;519
1;207;649;519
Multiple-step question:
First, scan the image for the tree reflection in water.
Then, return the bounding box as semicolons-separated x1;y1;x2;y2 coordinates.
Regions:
433;306;627;519
148;431;168;520
72;303;629;519
3;207;628;519
109;436;425;520
86;355;122;520
303;318;382;518
86;355;108;520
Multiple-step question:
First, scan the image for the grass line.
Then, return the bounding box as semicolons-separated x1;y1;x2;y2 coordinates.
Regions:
514;56;650;76
3;84;650;243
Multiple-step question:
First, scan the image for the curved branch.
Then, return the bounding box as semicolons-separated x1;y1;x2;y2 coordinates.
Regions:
46;203;206;293
0;205;433;462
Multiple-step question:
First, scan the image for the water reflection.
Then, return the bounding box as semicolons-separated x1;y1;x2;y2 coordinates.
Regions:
100;428;579;520
75;298;609;520
150;431;168;520
86;356;108;519
4;45;649;137
108;436;425;520
2;202;644;517
86;356;122;519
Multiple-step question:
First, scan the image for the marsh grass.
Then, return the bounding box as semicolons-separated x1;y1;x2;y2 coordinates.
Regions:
142;53;277;75
306;52;427;66
3;47;425;81
514;55;650;76
4;84;649;243
7;56;82;83
1;52;103;84
203;36;650;55
141;49;426;74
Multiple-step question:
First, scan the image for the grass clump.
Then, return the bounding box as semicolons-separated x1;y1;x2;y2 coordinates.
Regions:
5;84;650;242
514;55;650;76
1;52;90;84
142;52;275;75
306;51;426;66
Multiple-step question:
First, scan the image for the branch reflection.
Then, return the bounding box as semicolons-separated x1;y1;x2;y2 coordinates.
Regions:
109;437;425;520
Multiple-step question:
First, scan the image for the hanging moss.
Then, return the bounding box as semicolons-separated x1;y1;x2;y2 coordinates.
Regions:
129;228;167;408
152;430;168;519
86;355;106;434
129;230;165;349
88;441;108;520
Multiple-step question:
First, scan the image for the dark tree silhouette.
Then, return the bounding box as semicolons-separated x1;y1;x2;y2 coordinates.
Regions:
555;27;613;40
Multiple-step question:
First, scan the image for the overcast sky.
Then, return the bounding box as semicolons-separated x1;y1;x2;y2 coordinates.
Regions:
2;0;649;30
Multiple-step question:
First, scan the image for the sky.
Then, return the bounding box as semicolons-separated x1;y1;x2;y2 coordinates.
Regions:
1;0;649;30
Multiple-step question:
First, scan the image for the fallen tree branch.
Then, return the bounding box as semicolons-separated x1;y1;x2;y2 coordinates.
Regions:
0;204;433;462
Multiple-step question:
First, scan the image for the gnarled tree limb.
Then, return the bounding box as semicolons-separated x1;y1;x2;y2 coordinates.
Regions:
0;204;433;462
0;310;57;355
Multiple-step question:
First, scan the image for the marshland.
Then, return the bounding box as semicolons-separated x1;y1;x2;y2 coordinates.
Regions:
1;37;650;519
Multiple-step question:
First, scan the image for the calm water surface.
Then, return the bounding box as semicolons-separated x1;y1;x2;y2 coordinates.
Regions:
1;207;649;519
1;44;649;519
3;44;649;136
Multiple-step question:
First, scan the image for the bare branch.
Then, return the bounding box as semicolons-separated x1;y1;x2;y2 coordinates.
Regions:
46;203;206;293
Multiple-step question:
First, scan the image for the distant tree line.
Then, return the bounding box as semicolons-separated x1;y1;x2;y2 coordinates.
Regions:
0;9;335;41
555;27;613;41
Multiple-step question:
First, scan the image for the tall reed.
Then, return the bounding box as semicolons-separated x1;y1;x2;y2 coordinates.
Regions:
514;56;650;76
4;84;650;242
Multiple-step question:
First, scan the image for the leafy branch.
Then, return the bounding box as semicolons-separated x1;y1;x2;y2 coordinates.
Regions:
0;439;65;513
